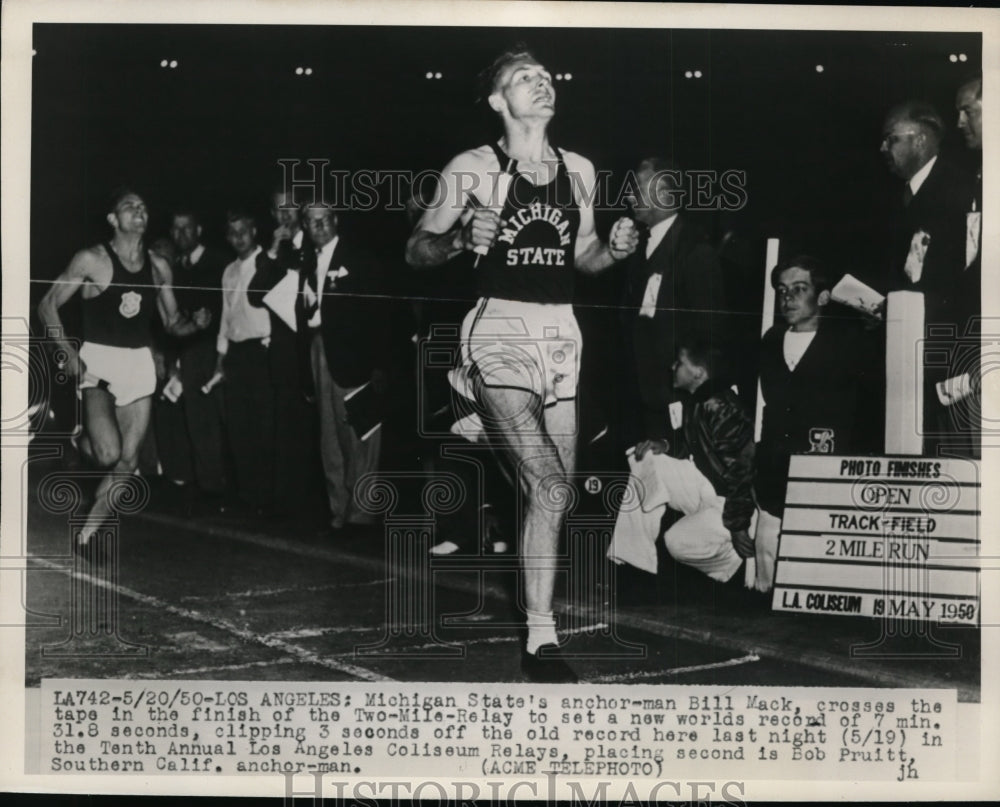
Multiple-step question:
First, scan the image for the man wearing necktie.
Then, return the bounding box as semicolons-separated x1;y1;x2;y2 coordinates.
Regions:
297;202;388;533
879;101;976;454
246;190;318;516
622;157;728;443
880;102;974;313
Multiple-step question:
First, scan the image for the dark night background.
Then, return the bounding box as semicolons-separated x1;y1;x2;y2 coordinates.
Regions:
30;25;981;270
28;23;982;414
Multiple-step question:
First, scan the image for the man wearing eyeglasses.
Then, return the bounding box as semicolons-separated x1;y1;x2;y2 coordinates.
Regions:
880;101;976;455
753;256;881;591
880;101;973;314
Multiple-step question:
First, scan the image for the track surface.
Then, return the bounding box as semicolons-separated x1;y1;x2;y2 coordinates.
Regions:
22;467;979;697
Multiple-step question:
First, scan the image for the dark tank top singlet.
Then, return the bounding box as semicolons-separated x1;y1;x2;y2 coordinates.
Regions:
476;142;581;305
80;242;157;349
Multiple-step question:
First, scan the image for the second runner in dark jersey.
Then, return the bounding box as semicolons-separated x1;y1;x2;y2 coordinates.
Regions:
80;242;157;349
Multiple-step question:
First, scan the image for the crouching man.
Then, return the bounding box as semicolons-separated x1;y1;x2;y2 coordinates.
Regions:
608;340;755;584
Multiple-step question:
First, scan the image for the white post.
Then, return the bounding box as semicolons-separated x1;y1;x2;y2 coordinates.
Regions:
884;290;925;455
747;237;780;590
754;238;780;442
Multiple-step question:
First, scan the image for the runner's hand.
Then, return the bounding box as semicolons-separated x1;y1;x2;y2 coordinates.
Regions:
460;209;503;252
192;307;212;329
153;350;168;382
59;350;84;378
609;217;640;260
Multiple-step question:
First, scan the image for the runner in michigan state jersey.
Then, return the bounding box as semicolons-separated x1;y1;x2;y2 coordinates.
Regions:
406;46;640;682
479;144;579;302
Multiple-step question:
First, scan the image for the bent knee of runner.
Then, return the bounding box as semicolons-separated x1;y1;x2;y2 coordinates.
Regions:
76;433;95;463
115;445;143;474
90;437;122;469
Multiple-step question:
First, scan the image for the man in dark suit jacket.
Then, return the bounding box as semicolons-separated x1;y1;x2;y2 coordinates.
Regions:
881;102;974;324
880;101;976;454
298;202;388;531
170;208;229;502
623;157;727;441
955;75;983;335
948;75;984;458
246;190;321;515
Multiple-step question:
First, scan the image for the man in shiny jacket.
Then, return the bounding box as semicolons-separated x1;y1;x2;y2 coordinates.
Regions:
610;340;754;584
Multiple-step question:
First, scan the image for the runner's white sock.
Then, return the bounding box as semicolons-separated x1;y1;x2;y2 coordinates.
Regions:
526;609;558;654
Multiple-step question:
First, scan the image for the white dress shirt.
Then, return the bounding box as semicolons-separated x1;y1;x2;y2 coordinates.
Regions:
908;155;937;198
216;246;271;353
645;213;679;259
638;214;679;318
783;329;817;371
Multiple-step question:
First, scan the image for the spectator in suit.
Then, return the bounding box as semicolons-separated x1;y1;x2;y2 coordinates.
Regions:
753;256;881;591
247;190;320;517
956;74;983;152
139;238;185;482
267;189;307;266
880;101;973;320
955;75;982;324
623;157;728;442
879;101;976;453
949;75;984;457
170;208;230;506
299;202;388;532
141;236;189;485
214;210;274;514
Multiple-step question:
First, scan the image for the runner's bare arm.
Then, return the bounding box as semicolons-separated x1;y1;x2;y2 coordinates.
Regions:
36;248;99;376
214;266;233;375
405;150;500;267
152;254;202;337
566;152;639;275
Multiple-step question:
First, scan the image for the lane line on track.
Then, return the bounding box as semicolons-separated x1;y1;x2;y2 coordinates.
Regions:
590;652;762;684
179;578;394;603
132;512;980;698
329;622;611;658
128;657;298;678
266;625;375;641
29;556;395;683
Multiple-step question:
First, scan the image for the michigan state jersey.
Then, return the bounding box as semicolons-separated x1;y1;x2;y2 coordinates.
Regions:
477;142;581;304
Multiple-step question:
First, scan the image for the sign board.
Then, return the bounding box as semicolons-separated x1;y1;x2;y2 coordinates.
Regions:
772;455;980;624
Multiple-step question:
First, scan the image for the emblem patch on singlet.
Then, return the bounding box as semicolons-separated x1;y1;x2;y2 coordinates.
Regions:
119;290;142;319
808;427;835;454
